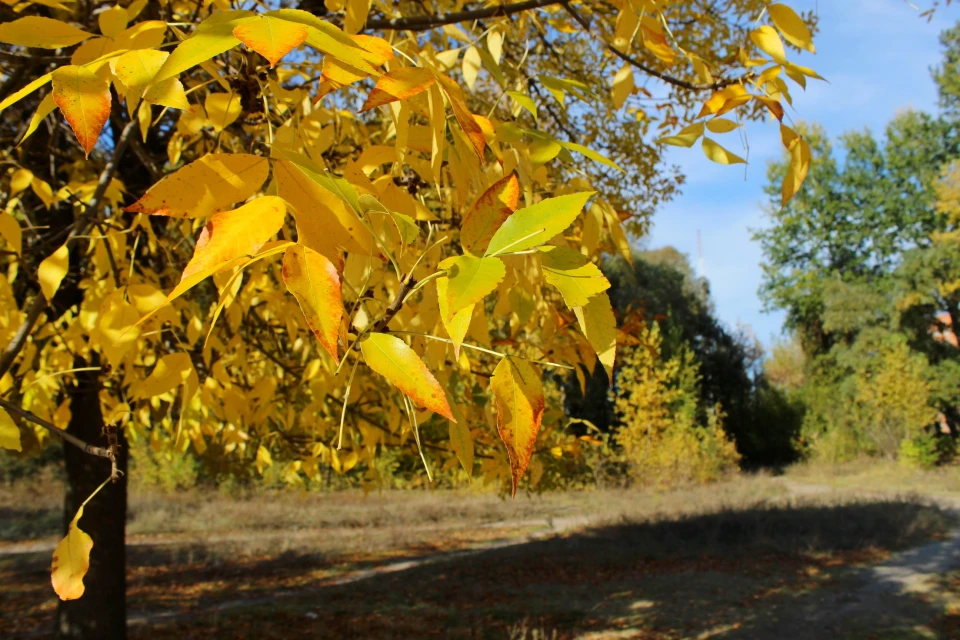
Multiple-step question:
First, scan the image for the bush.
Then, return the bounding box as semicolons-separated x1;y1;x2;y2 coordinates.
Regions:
613;323;740;488
899;433;942;469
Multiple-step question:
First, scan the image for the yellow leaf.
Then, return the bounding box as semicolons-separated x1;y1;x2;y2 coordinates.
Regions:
780;125;811;207
575;292;616;382
125;153;270;218
705;118;740;134
0;212;22;256
538;245;610;307
449;418;474;475
487;30;503;64
360;67;436;112
490;357;544;497
51;505;93;600
436;267;473;360
52;66;111;157
485;191;594;257
437;75;485;158
134;352;195;399
0;408;21;452
38;244;69;302
443;254;506;316
702;137;746;165
114;49;169;93
462;45;481;89
205;92;242;131
360;333;456;421
461;174;520;255
273;158;374;258
98;5;128;38
19;93;58;146
256;444;273;474
611;63;634;109
345;0;371;34
135;197;286;326
750;25;787;63
151;11;254;87
143;78;191;111
233;15;308;67
768;4;816;53
0;16;91;49
0;72;53;115
98;293;140;368
659;122;704;147
10;168;33;196
282;244;343;364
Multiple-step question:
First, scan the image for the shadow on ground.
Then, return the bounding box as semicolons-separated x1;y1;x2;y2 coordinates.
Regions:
3;496;958;639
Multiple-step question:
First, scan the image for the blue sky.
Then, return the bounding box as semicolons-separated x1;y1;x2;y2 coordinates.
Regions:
645;0;957;347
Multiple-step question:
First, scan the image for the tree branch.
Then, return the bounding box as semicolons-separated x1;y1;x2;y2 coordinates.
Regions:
364;0;561;31
560;1;741;92
0;397;115;461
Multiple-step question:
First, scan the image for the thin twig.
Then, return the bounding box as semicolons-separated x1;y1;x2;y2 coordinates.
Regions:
364;0;561;31
0;397;114;460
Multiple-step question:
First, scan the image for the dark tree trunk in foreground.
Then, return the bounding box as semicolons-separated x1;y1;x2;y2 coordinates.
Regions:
55;366;127;640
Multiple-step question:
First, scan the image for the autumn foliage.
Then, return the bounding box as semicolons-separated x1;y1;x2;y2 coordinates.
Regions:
0;0;820;609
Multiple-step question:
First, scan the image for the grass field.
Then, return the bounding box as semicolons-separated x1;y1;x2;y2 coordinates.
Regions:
2;470;959;639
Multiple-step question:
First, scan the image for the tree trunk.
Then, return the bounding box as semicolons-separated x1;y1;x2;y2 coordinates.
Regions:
55;366;127;639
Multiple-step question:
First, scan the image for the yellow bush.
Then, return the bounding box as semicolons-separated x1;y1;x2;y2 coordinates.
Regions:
613;324;740;488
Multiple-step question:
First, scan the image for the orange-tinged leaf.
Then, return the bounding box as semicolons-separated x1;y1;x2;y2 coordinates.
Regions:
768;4;815;53
51;505;93;600
750;26;786;63
282;244;343;364
360;67;435;112
38;244;69;302
0;17;91;49
360;333;455;421
490;357;544;496
52;66;110;157
702;137;746;165
447;91;486;158
135;197;286;326
125;153;270;218
233;15;308;67
460;174;520;255
754;95;784;122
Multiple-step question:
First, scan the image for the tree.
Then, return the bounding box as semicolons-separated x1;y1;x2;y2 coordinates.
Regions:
0;1;820;636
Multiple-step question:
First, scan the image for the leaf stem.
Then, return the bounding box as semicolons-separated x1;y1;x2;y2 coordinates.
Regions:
389;331;574;370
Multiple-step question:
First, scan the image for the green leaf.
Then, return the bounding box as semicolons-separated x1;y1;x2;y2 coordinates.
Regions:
443;255;506;315
538;246;610;307
506;90;537;120
437;273;473;360
360;333;456;421
490;357;544;497
485;191;594;257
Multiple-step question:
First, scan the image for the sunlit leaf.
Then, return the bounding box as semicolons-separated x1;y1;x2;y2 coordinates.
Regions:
750;26;786;63
539;245;610;308
768;3;816;53
152;11;255;87
360;333;456;421
575;292;616;382
702;137;746;165
461;174;520;255
659;122;704;148
0;16;91;49
485;191;594;257
490;357;544;496
282;244;343;364
52;66;110;157
38;244;69;302
125;153;270;218
233;15;308;67
134;353;195;399
360;67;435;112
443;254;505;315
51;505;93;600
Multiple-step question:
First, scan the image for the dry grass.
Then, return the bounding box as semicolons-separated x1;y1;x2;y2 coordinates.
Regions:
785;458;960;497
2;472;956;639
